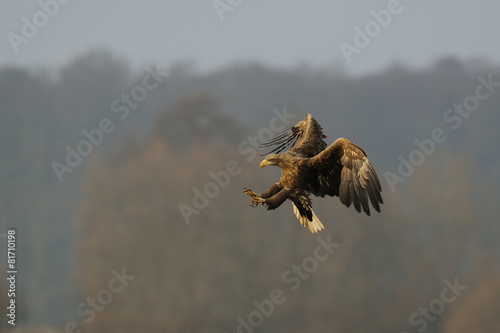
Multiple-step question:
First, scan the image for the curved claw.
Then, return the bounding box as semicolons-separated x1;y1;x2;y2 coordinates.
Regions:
243;188;257;197
250;195;266;206
243;187;265;206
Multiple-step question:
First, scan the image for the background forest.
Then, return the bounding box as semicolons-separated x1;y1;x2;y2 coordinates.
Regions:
1;50;500;333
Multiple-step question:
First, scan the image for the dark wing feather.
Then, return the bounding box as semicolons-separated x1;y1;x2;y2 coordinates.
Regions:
260;114;327;157
307;137;383;215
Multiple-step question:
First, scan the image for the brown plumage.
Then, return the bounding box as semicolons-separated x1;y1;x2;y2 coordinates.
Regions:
243;114;383;233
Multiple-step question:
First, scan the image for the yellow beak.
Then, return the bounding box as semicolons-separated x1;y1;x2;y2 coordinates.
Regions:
260;159;270;168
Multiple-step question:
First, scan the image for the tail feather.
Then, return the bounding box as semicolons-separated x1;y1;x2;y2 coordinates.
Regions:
292;203;325;233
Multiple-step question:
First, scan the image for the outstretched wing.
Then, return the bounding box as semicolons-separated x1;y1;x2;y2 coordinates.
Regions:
306;137;383;215
260;114;327;157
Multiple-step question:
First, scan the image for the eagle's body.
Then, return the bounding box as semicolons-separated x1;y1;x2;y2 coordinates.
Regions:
244;114;383;233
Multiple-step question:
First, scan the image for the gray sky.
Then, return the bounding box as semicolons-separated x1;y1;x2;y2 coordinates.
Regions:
1;0;499;75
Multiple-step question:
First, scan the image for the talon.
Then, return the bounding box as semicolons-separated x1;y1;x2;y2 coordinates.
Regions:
244;187;266;206
244;188;257;197
250;195;266;206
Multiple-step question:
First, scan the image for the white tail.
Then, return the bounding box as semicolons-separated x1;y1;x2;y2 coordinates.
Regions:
292;203;325;233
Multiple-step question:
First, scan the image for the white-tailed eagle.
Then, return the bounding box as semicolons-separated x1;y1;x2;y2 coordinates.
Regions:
244;114;383;233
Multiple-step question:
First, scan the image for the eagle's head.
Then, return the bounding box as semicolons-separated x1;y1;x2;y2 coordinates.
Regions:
260;154;280;168
260;153;296;170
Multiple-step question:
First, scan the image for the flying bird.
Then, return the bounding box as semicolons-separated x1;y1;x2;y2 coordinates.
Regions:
243;114;383;233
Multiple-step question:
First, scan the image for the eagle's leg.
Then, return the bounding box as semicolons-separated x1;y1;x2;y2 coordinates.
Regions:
260;182;282;199
263;187;291;210
244;182;282;207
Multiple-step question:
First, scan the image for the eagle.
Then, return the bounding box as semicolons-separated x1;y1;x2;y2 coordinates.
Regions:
243;114;383;233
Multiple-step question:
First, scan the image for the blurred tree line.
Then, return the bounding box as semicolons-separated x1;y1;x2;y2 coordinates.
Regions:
1;49;500;332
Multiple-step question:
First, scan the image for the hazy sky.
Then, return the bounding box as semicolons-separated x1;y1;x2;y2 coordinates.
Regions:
1;0;499;75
